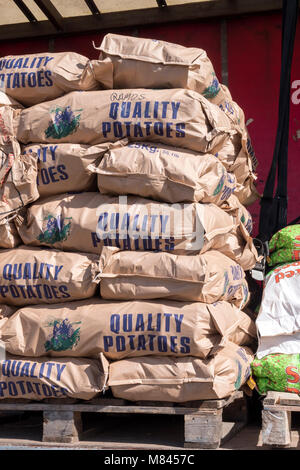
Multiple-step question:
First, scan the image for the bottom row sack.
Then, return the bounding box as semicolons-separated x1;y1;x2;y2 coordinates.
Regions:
0;353;108;400
108;342;254;402
0;342;253;402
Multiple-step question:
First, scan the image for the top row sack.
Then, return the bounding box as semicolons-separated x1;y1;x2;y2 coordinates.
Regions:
0;33;231;108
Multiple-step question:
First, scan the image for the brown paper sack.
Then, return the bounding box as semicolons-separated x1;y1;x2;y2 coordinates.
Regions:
98;247;250;308
0;304;17;318
224;136;260;207
15;192;258;270
0;245;99;306
0;304;17;333
220;194;253;235
217;94;258;177
0;91;23;109
22;142;112;198
0;217;21;248
229;132;260;207
215;100;260;206
0;52;113;106
91;140;236;205
96;33;228;105
0;106;39;222
1;298;256;359
108;342;254;402
15;88;234;155
0;353;108;400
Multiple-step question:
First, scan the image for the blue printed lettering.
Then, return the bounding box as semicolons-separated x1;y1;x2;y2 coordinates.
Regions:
0;286;8;297
11;361;21;377
0;382;7;396
45;363;55;379
164;313;172;332
25;381;35;394
12;73;20;88
123;314;133;332
128;335;135;350
135;314;145;331
170;336;177;353
33;383;41;395
171;102;180;119
27;285;37;298
54;265;63;280
109;102;119;120
3;264;12;280
116;336;126;352
148;334;156;351
110;314;120;334
2;360;10;377
147;314;154;331
174;314;184;333
103;336;113;351
56;364;66;381
102;122;111;138
30;363;38;378
10;285;20;298
16;380;26;395
180;336;190;354
20;362;30;377
27;72;36;87
132;102;142;118
42;384;52;396
8;382;18;396
91;231;101;247
175;123;185;137
157;336;168;352
137;335;146;350
57;164;68;180
44;70;53;86
23;263;32;279
39;362;46;379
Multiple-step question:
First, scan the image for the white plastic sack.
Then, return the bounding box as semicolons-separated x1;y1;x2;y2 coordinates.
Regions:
256;261;300;358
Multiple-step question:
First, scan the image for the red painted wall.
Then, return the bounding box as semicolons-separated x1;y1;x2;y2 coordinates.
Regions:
0;10;299;237
227;12;300;235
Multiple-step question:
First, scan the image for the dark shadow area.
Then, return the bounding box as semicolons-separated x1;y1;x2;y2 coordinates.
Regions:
80;412;184;448
0;411;43;442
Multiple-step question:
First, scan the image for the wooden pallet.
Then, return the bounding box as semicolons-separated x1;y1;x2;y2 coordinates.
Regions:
0;391;247;449
262;391;300;447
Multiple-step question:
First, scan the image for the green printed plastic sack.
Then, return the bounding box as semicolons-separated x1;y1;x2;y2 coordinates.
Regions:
251;354;300;395
268;225;300;267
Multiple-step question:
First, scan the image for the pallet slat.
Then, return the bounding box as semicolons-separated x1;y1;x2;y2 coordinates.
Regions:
43;411;82;444
262;391;300;447
0;391;243;414
0;391;246;448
